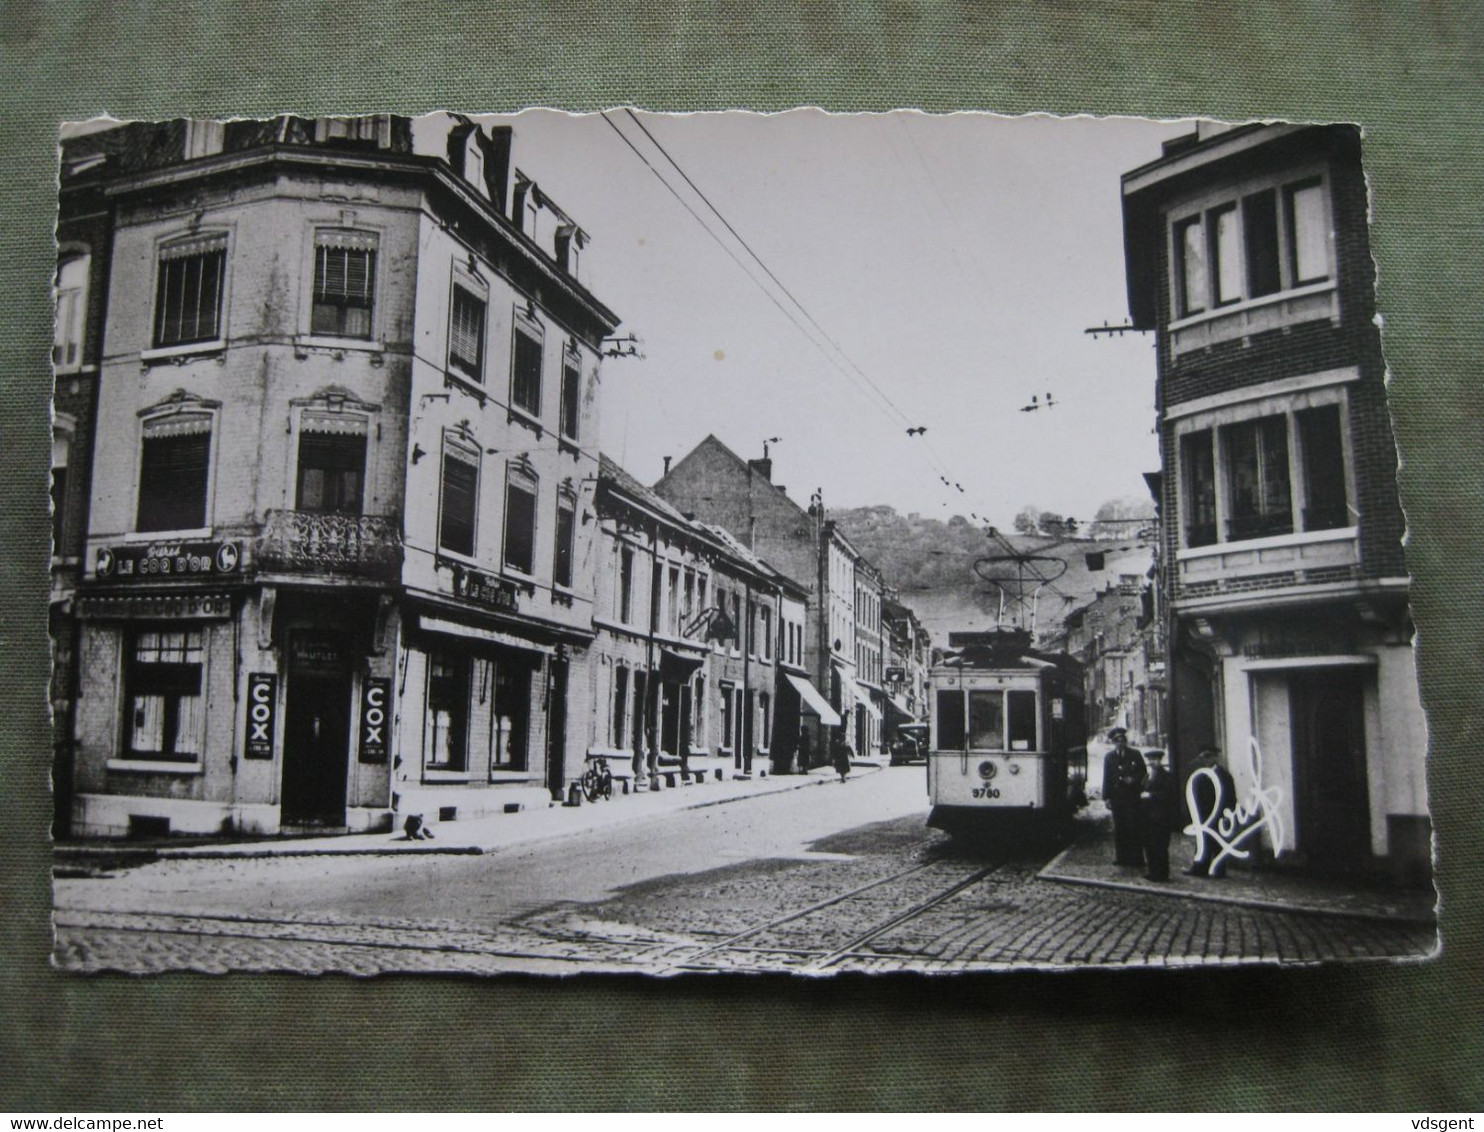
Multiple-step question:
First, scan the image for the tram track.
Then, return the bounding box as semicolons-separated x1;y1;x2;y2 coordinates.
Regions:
659;854;1007;974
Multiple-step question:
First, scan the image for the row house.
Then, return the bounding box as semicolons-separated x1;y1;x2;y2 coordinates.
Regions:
1121;122;1429;880
654;435;899;768
882;593;931;747
63;114;618;838
587;456;809;787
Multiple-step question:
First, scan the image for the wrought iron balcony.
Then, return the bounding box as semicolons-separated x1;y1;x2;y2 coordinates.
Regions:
257;510;402;581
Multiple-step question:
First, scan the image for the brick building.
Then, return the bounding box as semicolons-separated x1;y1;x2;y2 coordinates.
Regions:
64;115;618;837
1121;122;1429;878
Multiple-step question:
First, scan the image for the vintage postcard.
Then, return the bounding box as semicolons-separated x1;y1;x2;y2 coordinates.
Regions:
48;110;1435;975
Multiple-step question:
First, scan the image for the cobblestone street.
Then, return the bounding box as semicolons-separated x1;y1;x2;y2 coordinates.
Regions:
52;771;1436;976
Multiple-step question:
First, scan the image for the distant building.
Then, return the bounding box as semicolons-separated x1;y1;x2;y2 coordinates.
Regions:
1122;122;1428;879
882;593;931;749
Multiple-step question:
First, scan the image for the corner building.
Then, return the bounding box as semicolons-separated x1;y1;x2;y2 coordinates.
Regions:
68;116;618;837
1121;123;1429;879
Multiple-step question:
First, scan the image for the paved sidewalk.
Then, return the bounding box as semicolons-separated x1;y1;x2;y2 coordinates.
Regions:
54;761;882;864
1040;803;1437;925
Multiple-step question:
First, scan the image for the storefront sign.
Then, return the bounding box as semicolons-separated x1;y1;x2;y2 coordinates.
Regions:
77;591;234;620
453;565;519;612
244;672;277;759
359;677;391;764
96;540;241;582
290;636;349;673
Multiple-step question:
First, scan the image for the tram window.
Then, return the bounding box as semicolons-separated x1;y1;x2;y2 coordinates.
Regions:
968;690;1004;750
936;690;965;750
1007;690;1037;751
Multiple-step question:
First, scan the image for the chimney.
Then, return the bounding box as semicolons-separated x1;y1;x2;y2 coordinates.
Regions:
662;456;672;476
748;458;772;481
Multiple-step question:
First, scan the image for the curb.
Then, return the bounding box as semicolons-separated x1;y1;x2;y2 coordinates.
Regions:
56;763;885;863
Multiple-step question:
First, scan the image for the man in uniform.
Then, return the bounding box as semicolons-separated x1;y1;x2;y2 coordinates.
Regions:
1101;727;1146;866
1139;748;1177;881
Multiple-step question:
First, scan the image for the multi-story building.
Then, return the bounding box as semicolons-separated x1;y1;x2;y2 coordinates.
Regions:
654;436;900;768
853;557;886;758
1121;122;1429;879
882;592;931;746
65;114;618;837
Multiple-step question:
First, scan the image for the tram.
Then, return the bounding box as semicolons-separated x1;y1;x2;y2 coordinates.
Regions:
926;629;1087;839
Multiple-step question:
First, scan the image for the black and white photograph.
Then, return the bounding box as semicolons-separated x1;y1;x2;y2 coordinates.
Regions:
48;109;1437;977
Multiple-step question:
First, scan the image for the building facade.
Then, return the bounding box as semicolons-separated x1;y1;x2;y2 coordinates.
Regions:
1121;122;1429;879
65;115;618;838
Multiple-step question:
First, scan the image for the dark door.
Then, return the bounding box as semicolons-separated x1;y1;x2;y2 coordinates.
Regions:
281;671;352;824
1290;669;1370;868
546;658;568;800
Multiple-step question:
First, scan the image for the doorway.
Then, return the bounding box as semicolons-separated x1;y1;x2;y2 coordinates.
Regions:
1290;668;1371;868
545;658;568;801
281;668;352;825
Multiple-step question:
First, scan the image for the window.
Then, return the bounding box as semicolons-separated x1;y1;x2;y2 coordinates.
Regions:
51;427;71;556
1224;415;1292;541
438;443;478;557
968;689;1004;750
1172;175;1331;319
511;321;543;416
184;119;224;159
612;666;629;747
694;674;706;747
449;284;486;382
560;354;581;441
426;650;469;771
296;419;366;515
759;692;771;750
54;254;89;371
936;690;965;751
503;465;537;575
553;496;575;588
667;565;681;635
124;628;203;762
155;236;226;347
137;414;211;532
1007;690;1037;751
311;231;376;339
492;660;530;771
1298;405;1348;530
1181;431;1217;548
619;545;634;623
720;685;735;752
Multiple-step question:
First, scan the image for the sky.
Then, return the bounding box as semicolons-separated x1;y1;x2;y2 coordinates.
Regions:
469;109;1189;527
76;109;1189;527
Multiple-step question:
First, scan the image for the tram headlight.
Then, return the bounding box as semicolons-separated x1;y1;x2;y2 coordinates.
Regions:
977;760;996;781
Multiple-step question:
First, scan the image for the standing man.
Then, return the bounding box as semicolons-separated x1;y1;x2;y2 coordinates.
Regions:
1140;748;1178;881
1101;727;1146;866
1184;746;1237;878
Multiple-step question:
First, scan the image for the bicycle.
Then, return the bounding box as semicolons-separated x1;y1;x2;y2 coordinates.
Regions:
580;757;614;803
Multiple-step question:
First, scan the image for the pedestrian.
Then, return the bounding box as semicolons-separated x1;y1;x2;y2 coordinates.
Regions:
1184;745;1237;878
831;731;853;783
1101;727;1146;866
1139;748;1177;881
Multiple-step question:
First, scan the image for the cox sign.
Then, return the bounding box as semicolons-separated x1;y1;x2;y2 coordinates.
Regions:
244;673;277;759
359;677;392;764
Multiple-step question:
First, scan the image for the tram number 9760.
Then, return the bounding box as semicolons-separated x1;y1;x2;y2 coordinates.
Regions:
971;785;1001;800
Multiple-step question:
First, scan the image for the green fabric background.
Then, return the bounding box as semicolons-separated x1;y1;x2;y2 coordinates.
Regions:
2;1;1481;1112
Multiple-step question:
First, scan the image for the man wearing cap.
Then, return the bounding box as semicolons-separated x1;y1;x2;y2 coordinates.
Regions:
1101;727;1146;866
1139;748;1178;881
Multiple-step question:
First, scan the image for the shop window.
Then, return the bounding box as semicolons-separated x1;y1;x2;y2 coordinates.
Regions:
311;231;376;339
154;236;226;347
493;662;530;770
503;466;537;576
296;424;366;515
553;496;575;588
124;628;203;762
438;443;478;557
137;414;211;533
511;320;543;417
426;650;469;771
449;283;486;383
54;254;89;371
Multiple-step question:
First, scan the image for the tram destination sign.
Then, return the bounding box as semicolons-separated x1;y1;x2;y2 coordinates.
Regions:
95;540;241;582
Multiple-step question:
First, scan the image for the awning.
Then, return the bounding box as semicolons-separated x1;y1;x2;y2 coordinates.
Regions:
853;682;883;722
658;648;706;682
785;673;842;726
885;695;918;723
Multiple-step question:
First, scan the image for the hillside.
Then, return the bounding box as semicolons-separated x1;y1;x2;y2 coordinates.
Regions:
829;505;1153;646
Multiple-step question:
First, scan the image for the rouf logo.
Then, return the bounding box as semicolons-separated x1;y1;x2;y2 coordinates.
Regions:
244;673;276;759
359;677;391;764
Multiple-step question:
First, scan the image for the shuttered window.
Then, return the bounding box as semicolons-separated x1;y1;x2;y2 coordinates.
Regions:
503;472;537;575
137;415;211;532
155;237;226;347
560;357;581;440
438;448;478;557
512;326;542;415
553;499;575;588
449;285;486;381
312;232;376;338
296;427;366;515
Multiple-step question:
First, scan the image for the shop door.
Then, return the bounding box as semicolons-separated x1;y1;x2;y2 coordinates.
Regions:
545;658;568;800
1291;669;1371;868
281;670;352;824
660;681;679;755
